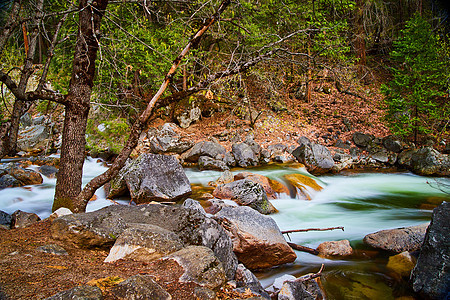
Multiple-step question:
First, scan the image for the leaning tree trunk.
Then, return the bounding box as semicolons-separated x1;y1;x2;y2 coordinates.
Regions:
53;0;109;212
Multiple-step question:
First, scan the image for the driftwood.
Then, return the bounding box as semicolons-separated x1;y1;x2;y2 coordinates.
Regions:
282;226;344;234
287;242;319;255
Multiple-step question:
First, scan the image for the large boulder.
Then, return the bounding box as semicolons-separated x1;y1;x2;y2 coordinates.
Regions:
108;153;191;203
147;123;193;154
215;206;296;270
363;223;429;253
212;179;276;214
410;147;450;176
4;164;43;186
232;143;259;168
181;140;226;163
292;138;334;174
0;174;22;189
51;204;238;279
104;224;184;263
411;202;450;300
234;172;278;199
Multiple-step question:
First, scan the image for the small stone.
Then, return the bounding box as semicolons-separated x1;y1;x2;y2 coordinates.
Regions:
36;244;68;255
316;240;353;258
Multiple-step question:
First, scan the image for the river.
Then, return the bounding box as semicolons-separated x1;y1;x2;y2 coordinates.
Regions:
1;158;449;299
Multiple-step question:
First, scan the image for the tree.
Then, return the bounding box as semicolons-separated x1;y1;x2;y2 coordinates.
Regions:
382;14;449;143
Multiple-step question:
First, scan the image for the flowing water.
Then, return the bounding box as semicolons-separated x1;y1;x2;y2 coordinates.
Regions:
1;158;449;299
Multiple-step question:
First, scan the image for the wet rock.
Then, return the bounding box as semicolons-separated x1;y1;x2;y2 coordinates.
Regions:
17;124;50;152
36;244;68;256
38;165;58;178
284;173;323;198
4;164;43;186
0;210;11;227
267;274;297;293
148;246;226;290
363;223;429;253
352;132;374;148
213;170;234;187
108;153;191;203
110;274;171;300
215;206;296;270
10;210;41;228
234;172;276;199
198;156;229;171
386;251;416;278
316;240;353;258
278;278;324;300
51;204;237;279
232;143;259;167
292;141;334;174
411;202;450;300
182;140;226;163
104;224;184;263
45;285;103;300
0;174;22;189
213;179;276;214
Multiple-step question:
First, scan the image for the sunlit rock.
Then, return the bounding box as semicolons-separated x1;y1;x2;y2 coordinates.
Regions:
316;240;353;258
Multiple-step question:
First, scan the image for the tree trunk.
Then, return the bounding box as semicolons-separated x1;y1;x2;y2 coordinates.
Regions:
53;0;109;212
355;0;366;67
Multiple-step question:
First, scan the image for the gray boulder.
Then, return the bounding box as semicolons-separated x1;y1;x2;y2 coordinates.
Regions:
292;141;334;174
108;153;191;203
104;224;184;263
110;275;171;300
51;204;238;279
177;105;201;128
383;136;403;153
3;164;43;186
45;285;102;300
149;135;193;154
17;124;50;152
212;179;276;214
411;202;450;300
147;246;226;290
182;140;226;163
198;156;229;171
215;206;296;270
363;223;429;253
232;143;259;167
410;147;450;176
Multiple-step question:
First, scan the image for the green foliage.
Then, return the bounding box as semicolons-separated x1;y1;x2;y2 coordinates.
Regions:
86;117;130;154
382;15;449;142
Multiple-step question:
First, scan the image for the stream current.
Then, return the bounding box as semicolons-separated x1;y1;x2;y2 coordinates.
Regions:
1;157;449;299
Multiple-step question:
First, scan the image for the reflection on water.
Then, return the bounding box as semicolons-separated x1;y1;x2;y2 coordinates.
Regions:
1;160;449;299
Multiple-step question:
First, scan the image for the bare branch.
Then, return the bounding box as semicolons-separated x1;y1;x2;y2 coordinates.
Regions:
282;226;345;234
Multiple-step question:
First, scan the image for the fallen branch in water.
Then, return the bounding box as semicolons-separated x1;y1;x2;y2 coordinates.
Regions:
282;226;344;234
287;242;319;255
